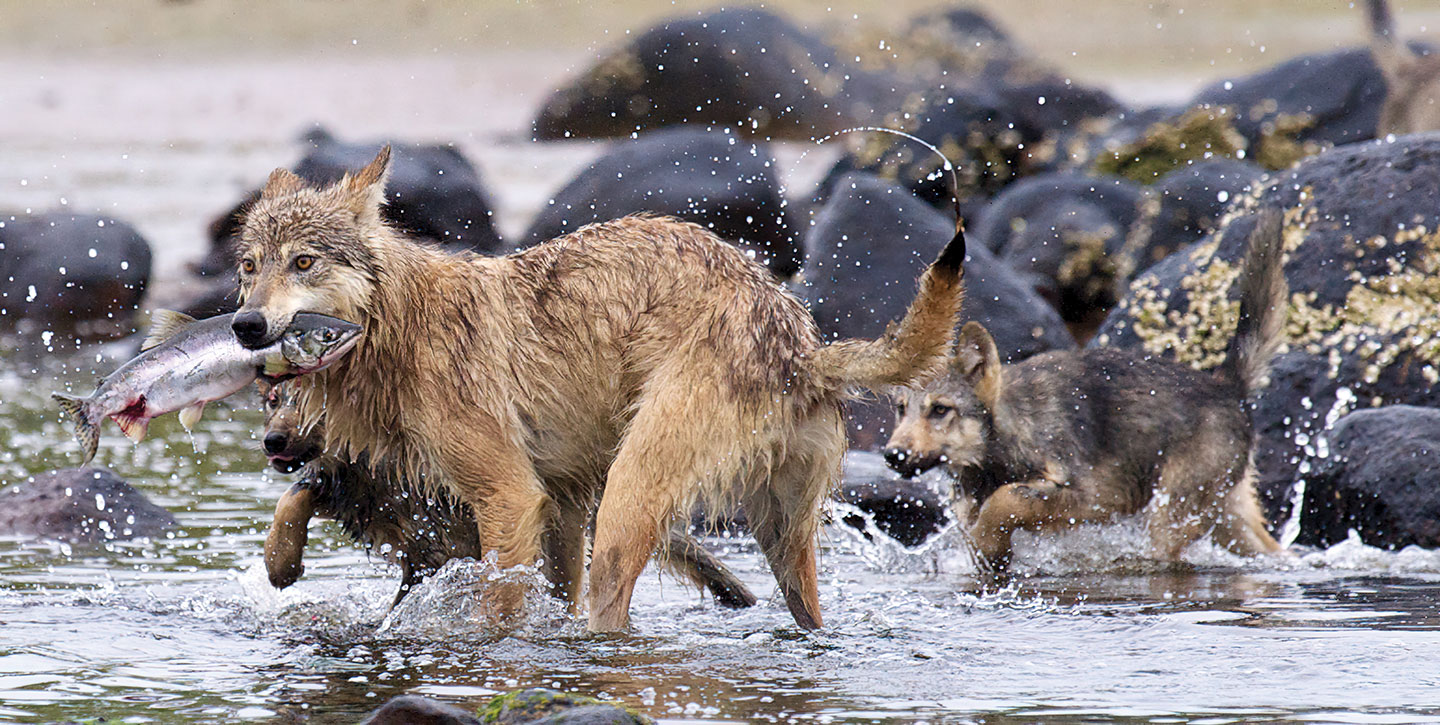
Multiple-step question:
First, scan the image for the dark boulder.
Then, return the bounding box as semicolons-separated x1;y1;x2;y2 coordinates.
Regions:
1297;405;1440;549
1119;159;1267;278
804;173;1073;449
1095;135;1440;523
0;468;176;543
360;695;480;725
196;128;503;277
0;212;152;340
971;172;1142;341
836;451;949;548
478;688;652;725
522;128;801;276
533;7;895;141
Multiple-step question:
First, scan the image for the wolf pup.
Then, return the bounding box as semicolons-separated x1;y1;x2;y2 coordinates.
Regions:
1367;0;1440;136
885;210;1287;573
231;147;965;631
258;381;759;610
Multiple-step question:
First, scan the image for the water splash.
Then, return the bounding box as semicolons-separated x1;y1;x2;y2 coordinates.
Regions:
780;126;964;218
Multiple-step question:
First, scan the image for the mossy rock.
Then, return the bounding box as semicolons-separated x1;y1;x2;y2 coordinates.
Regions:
1094;135;1440;521
1119;159;1267;279
478;688;652;725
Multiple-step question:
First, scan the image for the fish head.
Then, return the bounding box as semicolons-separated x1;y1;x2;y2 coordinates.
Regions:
278;314;363;374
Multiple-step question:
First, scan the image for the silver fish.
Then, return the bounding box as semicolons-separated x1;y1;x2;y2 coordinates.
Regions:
52;310;362;464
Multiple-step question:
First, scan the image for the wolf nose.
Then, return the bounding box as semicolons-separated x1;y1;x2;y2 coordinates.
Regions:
263;432;289;455
232;311;269;348
883;447;910;470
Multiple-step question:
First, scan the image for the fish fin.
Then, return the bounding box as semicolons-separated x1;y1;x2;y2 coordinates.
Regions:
140;310;199;351
262;353;292;379
179;402;206;430
114;414;150;443
52;393;99;465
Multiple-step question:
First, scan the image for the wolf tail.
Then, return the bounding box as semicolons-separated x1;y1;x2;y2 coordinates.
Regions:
809;222;966;392
52;393;99;465
1367;0;1412;78
1219;209;1288;396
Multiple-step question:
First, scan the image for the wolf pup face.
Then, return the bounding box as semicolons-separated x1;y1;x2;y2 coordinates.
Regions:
232;147;389;348
258;380;324;473
884;321;1002;478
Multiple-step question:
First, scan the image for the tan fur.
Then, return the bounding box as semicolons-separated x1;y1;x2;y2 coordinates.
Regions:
1368;0;1440;136
234;147;963;631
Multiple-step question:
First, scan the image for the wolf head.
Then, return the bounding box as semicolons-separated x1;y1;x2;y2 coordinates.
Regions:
258;380;325;473
232;147;391;348
884;321;1001;479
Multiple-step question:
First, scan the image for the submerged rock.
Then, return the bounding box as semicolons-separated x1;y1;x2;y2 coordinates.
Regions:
1095;135;1440;521
1298;405;1440;549
522;127;801;276
0;468;176;543
361;695;480;725
803;173;1072;449
478;688;652;725
0;212;152;341
837;451;950;548
197;127;503;277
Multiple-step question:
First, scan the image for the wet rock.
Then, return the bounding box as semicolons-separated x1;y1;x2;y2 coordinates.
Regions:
360;695;480;725
0;212;152;340
1119;159;1267;278
1298;406;1440;549
196;127;503;276
478;688;652;725
522;127;802;276
1095;135;1440;521
804;173;1073;449
837;451;949;548
971;172;1142;341
0;468;176;543
533;7;894;141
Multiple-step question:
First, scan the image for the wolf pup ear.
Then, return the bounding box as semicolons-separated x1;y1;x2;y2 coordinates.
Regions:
261;168;306;200
953;321;1002;408
340;145;393;223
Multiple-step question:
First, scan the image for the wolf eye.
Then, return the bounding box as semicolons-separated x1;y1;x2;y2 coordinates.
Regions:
896;402;907;417
241;259;256;274
294;255;315;271
265;392;281;410
928;404;953;420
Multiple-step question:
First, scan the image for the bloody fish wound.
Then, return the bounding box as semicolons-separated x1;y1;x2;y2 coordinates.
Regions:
52;310;362;465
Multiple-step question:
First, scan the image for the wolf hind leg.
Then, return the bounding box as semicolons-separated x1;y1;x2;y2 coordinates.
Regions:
587;372;753;633
1213;466;1283;556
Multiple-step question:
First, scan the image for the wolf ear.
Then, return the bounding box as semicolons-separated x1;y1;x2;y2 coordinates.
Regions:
953;321;1002;408
340;145;392;223
261;168;306;200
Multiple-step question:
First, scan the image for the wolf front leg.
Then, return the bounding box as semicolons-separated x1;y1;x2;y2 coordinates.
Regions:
968;466;1083;576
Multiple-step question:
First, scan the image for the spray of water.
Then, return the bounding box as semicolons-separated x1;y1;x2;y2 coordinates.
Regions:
782;126;964;222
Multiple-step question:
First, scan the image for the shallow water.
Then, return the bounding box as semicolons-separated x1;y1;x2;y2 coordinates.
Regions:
4;363;1440;723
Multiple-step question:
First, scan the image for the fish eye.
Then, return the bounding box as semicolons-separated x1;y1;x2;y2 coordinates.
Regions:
294;255;315;271
320;328;338;343
241;259;256;274
927;404;952;420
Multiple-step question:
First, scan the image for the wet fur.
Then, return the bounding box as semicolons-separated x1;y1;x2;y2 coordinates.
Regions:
259;382;758;610
886;211;1287;573
234;148;964;630
1368;0;1440;136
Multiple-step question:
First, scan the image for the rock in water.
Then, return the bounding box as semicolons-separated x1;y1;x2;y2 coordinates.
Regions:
360;695;480;725
1298;406;1440;549
0;468;176;543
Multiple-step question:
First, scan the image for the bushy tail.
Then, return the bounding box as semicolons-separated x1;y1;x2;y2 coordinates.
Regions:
810;223;966;391
52;393;99;465
660;529;758;609
1367;0;1411;79
1219;209;1288;395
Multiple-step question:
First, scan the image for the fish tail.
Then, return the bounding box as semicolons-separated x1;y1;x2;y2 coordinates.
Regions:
52;393;99;465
